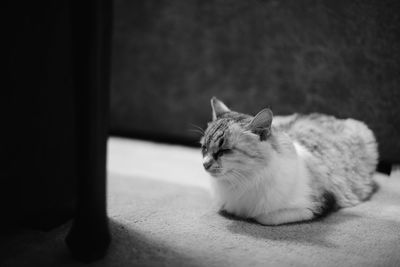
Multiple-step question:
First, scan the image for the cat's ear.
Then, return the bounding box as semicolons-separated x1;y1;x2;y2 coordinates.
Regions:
247;108;273;141
211;97;230;120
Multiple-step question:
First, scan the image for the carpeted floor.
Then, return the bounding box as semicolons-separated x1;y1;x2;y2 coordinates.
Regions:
1;137;400;267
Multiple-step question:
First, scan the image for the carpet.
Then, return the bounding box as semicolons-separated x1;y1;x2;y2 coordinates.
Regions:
1;137;399;266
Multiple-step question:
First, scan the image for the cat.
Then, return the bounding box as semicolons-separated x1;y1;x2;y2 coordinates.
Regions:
200;97;378;225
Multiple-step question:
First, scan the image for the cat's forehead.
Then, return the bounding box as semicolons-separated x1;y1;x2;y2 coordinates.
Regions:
202;112;251;147
203;119;229;146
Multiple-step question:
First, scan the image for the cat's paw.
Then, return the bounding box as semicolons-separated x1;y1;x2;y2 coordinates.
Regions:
255;214;281;226
255;208;314;226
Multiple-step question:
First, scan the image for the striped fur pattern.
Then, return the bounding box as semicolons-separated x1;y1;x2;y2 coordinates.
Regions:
200;97;378;225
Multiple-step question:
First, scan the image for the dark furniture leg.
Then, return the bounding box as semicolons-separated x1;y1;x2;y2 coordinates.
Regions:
65;0;112;262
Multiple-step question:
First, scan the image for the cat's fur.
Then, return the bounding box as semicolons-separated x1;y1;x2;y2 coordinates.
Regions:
200;97;378;225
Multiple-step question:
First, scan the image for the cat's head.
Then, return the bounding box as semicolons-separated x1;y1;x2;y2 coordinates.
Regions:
200;97;273;178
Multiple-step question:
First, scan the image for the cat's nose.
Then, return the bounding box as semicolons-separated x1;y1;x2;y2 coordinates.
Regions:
203;156;213;170
203;160;213;170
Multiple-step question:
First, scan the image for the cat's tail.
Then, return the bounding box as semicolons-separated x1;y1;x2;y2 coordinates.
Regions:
329;118;379;207
345;118;379;174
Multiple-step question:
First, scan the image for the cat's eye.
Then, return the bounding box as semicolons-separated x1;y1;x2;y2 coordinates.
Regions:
218;138;225;148
214;148;231;159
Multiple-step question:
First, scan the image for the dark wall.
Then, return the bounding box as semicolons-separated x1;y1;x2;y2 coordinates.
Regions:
111;0;400;162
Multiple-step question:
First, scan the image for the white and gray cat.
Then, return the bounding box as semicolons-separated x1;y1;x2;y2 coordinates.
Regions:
200;97;378;225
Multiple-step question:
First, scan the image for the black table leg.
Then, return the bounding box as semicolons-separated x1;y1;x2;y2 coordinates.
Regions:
65;0;112;262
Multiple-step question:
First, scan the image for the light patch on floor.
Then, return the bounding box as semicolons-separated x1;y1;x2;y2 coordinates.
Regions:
107;137;211;190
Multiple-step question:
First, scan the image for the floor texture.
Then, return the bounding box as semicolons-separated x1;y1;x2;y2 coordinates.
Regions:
1;137;400;267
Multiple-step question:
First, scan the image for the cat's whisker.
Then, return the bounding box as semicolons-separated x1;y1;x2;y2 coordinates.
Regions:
188;123;205;134
228;170;249;190
187;129;205;136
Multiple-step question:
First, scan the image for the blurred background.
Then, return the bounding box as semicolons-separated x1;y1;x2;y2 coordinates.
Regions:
110;0;400;163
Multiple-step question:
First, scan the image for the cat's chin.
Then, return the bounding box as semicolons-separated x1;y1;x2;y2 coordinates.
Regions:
208;171;222;178
207;169;225;178
208;169;237;180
